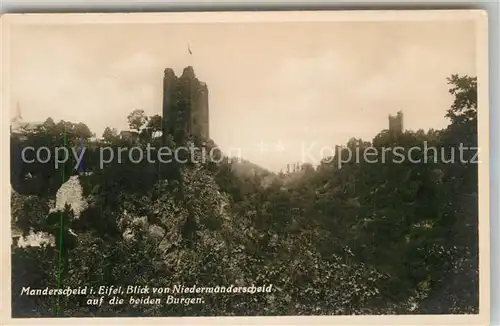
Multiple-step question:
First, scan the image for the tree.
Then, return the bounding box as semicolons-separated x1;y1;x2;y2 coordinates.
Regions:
43;117;56;130
73;123;93;140
13;195;50;236
415;74;479;313
146;115;163;134
446;74;477;126
301;163;315;174
442;74;478;192
102;127;118;144
127;109;148;132
140;114;163;141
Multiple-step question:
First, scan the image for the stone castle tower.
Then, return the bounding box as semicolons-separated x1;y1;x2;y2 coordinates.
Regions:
388;110;403;134
162;66;209;142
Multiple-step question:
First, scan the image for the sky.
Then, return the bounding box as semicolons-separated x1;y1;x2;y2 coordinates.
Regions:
9;20;477;172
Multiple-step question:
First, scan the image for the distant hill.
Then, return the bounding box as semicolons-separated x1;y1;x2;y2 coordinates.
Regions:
228;158;281;188
229;158;270;178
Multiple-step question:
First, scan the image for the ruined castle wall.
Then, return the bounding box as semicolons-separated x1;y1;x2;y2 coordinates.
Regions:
162;69;178;138
162;67;210;142
191;83;209;140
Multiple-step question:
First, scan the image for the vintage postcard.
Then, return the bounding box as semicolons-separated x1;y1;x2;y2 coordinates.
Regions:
1;10;490;325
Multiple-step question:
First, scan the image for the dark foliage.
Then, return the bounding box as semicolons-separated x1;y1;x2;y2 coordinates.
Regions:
11;75;479;316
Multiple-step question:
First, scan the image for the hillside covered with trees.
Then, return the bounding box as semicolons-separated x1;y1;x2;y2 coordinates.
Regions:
10;74;479;317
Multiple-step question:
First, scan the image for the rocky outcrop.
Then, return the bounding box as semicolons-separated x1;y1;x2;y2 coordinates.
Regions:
52;175;88;218
12;176;87;248
17;230;55;248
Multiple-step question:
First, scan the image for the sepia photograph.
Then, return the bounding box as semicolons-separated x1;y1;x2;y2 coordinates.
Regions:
1;10;490;325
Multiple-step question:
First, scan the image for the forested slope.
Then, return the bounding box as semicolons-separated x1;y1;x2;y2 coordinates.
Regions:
10;74;479;317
